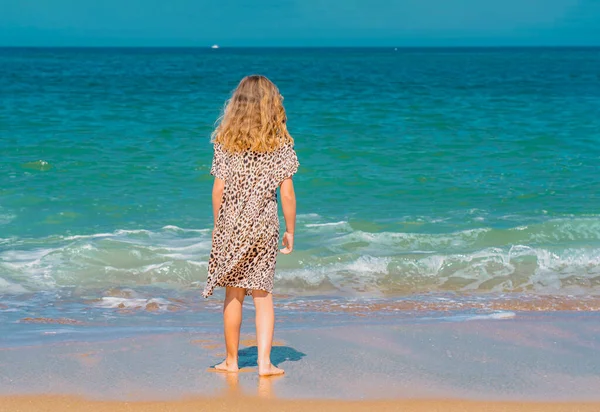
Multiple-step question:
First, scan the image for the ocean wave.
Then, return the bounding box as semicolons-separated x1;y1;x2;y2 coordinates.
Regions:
0;226;212;292
275;246;600;295
1;219;600;295
302;217;600;254
327;228;490;253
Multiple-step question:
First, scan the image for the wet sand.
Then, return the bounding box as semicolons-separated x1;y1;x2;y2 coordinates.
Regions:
1;395;599;412
1;313;600;407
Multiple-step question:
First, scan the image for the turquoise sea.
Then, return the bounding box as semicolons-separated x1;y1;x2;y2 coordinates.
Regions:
1;47;600;345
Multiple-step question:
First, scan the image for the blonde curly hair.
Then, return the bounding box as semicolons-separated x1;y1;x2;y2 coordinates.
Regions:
211;75;293;153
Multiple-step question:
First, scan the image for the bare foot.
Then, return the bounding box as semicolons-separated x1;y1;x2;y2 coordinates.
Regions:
258;363;285;377
214;360;239;372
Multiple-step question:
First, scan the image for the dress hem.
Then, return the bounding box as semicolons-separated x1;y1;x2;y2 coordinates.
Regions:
202;283;272;298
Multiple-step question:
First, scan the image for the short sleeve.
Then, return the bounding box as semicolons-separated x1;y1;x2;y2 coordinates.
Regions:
210;143;227;180
275;145;299;184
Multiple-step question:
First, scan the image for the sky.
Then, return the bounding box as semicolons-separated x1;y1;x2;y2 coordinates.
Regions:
1;0;599;47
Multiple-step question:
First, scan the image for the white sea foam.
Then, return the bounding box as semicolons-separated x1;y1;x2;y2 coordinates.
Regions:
0;277;29;294
297;213;322;219
114;229;153;236
0;206;16;225
94;296;173;310
162;225;209;233
466;311;516;321
517;218;600;243
0;248;55;268
305;221;348;228
0;213;16;225
276;255;393;294
63;233;115;241
188;260;208;268
162;242;209;252
329;227;491;253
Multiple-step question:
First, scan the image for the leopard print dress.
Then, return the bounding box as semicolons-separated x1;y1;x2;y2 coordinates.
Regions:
202;143;299;298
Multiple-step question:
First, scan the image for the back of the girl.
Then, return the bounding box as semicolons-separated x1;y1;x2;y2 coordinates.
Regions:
204;75;298;377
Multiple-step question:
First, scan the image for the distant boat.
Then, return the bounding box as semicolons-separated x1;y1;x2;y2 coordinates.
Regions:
211;44;219;49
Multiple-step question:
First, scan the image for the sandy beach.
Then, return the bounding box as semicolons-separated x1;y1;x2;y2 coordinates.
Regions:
1;396;600;412
2;313;600;411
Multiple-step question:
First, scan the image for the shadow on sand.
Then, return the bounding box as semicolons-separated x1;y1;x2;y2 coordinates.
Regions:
237;346;306;368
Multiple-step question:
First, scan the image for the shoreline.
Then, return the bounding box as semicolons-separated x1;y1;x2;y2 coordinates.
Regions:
2;315;600;403
2;395;600;412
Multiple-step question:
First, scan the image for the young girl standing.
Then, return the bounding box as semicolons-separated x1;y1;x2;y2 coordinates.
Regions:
203;75;299;377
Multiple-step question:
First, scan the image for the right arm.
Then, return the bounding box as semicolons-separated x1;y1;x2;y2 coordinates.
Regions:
279;177;296;254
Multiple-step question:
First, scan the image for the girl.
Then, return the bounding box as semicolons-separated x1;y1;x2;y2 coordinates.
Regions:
203;75;299;377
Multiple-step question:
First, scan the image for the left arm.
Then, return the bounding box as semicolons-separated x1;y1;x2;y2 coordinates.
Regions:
279;177;296;254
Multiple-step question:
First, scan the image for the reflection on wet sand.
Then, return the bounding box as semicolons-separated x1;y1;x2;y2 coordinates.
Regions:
221;372;241;396
214;370;283;398
258;375;283;399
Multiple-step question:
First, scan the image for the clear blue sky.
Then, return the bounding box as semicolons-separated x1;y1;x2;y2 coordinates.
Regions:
1;0;599;47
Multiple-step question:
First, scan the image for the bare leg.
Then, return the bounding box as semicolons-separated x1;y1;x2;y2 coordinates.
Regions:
214;287;245;372
252;290;284;376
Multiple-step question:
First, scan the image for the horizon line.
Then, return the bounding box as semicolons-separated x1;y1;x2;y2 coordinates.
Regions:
1;44;600;49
